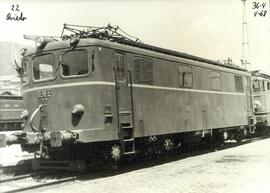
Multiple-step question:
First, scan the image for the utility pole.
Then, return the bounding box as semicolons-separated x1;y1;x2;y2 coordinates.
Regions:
241;0;251;70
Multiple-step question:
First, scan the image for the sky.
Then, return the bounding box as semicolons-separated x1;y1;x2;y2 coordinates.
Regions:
0;0;269;73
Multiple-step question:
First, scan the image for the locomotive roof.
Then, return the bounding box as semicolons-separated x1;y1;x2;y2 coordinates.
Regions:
26;37;247;72
251;70;270;80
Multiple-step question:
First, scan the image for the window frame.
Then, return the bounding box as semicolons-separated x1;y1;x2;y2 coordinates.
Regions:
178;64;193;88
234;75;244;92
32;53;56;83
21;59;30;86
114;52;126;82
263;81;267;91
133;56;153;84
210;71;221;91
252;79;260;92
60;48;91;80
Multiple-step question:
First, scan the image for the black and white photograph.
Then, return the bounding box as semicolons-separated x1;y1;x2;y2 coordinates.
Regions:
0;0;269;192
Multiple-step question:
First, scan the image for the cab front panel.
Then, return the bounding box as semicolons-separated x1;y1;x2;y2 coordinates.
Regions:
22;84;118;142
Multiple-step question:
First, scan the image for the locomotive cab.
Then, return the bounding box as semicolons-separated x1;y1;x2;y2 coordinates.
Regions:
19;40;124;158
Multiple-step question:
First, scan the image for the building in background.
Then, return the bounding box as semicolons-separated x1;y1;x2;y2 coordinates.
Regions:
0;75;21;95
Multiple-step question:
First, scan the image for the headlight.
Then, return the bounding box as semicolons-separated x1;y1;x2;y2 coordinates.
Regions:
35;37;54;49
35;37;45;48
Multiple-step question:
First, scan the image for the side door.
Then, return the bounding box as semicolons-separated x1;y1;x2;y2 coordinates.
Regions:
113;51;135;154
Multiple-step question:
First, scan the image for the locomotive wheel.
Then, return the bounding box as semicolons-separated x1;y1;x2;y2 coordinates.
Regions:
235;131;243;143
223;131;229;141
111;144;121;161
164;138;174;151
235;135;242;143
146;136;161;155
243;128;248;138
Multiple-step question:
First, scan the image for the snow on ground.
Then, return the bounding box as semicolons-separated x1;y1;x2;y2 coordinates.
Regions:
0;144;32;166
0;132;33;166
36;138;270;193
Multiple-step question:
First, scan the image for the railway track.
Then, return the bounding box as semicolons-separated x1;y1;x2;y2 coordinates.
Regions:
0;172;88;193
0;171;53;184
0;159;33;178
0;134;269;193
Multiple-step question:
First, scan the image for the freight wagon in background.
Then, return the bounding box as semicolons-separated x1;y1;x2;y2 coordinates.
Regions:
0;94;23;132
0;24;256;163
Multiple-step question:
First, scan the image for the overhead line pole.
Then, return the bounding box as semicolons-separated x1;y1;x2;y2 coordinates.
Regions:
241;0;251;70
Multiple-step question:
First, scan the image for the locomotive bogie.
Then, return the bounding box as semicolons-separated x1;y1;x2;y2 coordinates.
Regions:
255;114;269;127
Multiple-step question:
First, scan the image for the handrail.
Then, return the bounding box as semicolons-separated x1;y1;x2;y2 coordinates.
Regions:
29;104;43;132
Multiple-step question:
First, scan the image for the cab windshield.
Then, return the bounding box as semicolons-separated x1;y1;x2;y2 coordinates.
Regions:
61;50;88;76
31;49;91;82
252;80;260;92
33;54;54;80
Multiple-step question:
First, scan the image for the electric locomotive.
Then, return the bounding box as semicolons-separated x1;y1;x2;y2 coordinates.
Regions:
0;93;23;131
251;70;270;131
0;24;255;161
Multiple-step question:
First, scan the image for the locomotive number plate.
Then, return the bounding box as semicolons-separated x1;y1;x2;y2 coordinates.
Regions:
36;89;52;98
37;89;52;106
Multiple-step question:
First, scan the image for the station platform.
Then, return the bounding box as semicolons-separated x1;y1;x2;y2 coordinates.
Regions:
38;138;270;193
